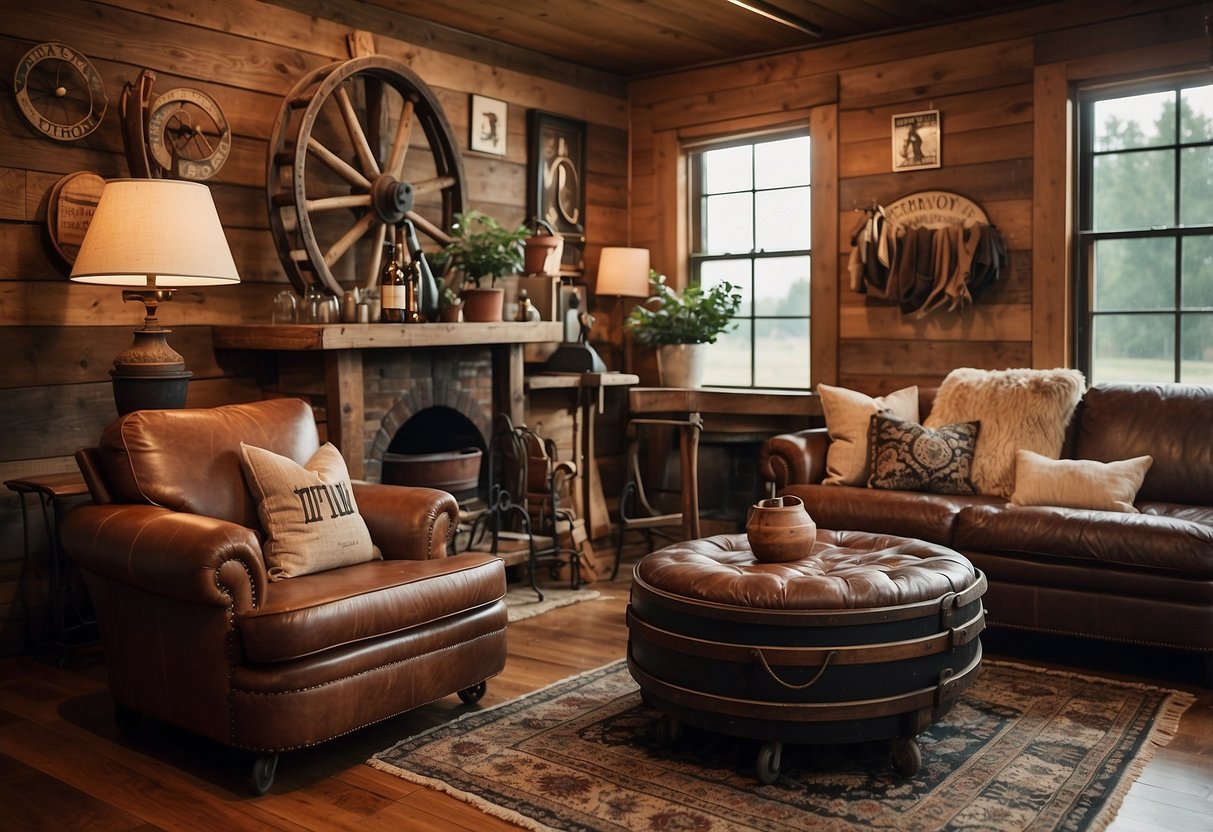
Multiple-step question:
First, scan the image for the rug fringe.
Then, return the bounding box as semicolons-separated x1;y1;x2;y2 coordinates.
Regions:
367;757;558;832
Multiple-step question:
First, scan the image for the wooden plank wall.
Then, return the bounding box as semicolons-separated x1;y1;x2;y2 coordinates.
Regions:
0;0;628;654
628;0;1208;394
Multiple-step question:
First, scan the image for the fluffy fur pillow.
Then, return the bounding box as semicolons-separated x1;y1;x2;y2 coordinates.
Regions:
924;367;1085;498
818;383;919;486
240;441;381;580
1011;450;1152;513
867;414;980;495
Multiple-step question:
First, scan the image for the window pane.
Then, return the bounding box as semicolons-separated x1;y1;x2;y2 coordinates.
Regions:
754;256;810;317
1181;146;1213;225
1180;84;1213;143
1092;238;1174;311
755;187;810;252
1182;235;1213;308
1092;149;1174;230
1182;313;1213;382
701;258;752;317
754;317;809;389
703;192;753;254
702;321;752;386
1091;314;1175;384
1093;90;1173;150
755;135;810;189
702;145;752;194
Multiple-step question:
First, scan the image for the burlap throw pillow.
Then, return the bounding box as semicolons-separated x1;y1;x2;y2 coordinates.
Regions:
239;441;381;580
1011;449;1152;513
818;383;919;485
924;367;1085;498
867;414;980;495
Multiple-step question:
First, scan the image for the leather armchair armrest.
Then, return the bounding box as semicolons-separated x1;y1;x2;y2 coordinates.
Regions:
759;427;830;492
61;503;267;612
354;483;458;560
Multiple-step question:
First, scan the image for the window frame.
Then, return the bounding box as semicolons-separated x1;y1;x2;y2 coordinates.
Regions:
1074;70;1213;384
687;128;812;390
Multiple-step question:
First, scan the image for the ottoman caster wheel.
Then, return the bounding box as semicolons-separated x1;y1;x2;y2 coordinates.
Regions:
891;735;922;777
756;741;782;785
458;681;487;704
250;753;278;795
654;715;683;747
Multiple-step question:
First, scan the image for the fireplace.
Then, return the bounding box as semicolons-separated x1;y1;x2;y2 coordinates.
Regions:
380;405;486;500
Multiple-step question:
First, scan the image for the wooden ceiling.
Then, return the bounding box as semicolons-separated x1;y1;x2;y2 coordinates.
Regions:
358;0;1062;77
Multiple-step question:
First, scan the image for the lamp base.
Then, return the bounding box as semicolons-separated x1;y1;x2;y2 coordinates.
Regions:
544;342;608;373
110;324;192;415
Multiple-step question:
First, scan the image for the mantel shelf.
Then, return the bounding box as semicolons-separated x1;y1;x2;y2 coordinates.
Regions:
213;322;563;351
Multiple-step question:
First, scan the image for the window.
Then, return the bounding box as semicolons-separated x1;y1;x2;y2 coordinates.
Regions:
1076;74;1213;385
690;132;811;389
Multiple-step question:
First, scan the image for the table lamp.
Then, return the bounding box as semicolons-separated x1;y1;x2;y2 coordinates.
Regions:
594;246;651;372
69;178;240;415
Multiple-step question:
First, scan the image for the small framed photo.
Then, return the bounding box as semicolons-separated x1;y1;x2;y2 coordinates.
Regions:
892;109;941;171
470;94;507;156
528;110;587;278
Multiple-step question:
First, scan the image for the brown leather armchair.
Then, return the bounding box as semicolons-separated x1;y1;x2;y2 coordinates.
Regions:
62;398;507;793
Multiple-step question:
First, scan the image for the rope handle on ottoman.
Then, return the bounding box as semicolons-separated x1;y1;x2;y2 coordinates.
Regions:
750;649;837;690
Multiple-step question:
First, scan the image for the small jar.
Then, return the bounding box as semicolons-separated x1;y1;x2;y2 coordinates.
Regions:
272;289;298;324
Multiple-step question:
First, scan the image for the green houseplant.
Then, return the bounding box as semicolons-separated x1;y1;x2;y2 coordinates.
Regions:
432;210;529;321
626;270;742;387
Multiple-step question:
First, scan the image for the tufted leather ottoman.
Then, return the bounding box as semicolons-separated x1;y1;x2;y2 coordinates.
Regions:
626;530;986;782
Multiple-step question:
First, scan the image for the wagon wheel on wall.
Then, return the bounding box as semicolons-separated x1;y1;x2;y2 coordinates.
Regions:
267;55;465;297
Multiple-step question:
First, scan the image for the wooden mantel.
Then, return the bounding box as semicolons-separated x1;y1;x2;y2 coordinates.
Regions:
214;322;563;478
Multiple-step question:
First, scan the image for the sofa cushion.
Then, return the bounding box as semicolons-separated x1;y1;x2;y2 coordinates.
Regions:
1010;449;1152;513
925;367;1085;498
240;442;381;580
239;554;505;663
784;482;1000;545
97;398;320;529
867;414;979;495
954;503;1213;575
1074;383;1213;505
818;383;919;485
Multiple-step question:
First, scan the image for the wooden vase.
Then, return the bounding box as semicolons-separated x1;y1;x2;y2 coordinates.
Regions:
745;495;817;563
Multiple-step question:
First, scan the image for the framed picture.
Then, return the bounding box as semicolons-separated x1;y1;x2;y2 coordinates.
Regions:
892;109;941;171
470;94;507;156
528;110;587;277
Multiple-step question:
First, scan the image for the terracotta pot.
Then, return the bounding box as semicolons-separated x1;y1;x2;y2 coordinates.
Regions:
523;234;562;275
657;343;707;388
460;288;504;322
439;303;463;323
745;495;817;563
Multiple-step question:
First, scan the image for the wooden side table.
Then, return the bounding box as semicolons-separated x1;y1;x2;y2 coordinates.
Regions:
5;472;95;664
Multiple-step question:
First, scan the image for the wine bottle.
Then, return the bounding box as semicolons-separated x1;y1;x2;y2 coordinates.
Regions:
402;219;439;321
399;224;423;323
379;236;405;323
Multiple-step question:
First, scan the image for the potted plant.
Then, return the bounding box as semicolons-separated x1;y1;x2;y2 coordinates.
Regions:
436;275;462;322
432;210;529;321
625;270;742;387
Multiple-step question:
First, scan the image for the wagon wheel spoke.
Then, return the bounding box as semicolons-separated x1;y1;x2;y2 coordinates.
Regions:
306;137;372;191
324;211;378;268
412;175;457;196
305;194;373;212
366;222;387;290
388;99;414;178
406;210;452;246
334;85;381;178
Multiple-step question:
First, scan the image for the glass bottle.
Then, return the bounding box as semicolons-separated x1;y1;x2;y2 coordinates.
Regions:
399;225;423;323
301;282;325;324
379;236;405;323
402;219;439;321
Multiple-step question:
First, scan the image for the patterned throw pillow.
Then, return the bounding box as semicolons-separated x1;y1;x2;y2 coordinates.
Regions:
239;441;381;580
867;414;980;495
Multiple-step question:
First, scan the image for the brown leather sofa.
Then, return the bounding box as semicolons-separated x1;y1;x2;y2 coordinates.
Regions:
759;383;1213;685
62;398;507;793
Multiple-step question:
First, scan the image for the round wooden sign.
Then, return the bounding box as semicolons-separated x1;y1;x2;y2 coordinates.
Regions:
13;42;108;142
46;171;106;264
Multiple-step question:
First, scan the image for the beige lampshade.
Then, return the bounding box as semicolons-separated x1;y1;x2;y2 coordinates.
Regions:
70;178;240;287
596;247;650;297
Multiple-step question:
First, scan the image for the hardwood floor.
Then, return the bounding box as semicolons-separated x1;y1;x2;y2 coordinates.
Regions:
0;568;1210;831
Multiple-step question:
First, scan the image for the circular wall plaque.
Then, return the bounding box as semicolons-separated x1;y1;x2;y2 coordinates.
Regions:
146;87;232;180
13;42;108;141
46;171;106;264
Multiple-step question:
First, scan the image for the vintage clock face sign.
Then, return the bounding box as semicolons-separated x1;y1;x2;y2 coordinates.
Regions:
146;87;233;180
13;41;108;141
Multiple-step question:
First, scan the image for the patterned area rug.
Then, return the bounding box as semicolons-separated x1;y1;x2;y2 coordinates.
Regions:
504;586;604;622
369;659;1194;832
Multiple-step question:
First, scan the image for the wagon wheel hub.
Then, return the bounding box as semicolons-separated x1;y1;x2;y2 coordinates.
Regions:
371;175;414;225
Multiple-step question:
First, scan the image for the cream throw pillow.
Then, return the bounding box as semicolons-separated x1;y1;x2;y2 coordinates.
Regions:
1010;449;1152;513
240;441;381;580
818;383;919;485
925;367;1085;498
